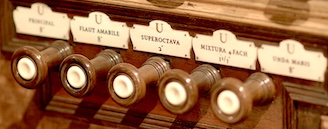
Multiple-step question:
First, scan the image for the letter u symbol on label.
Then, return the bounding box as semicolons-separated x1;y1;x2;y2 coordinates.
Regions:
95;15;102;24
287;43;295;54
156;23;163;33
37;5;44;15
220;33;227;43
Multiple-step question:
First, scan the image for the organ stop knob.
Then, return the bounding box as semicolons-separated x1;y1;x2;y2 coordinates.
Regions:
158;64;221;114
210;72;276;124
60;49;122;97
11;40;73;89
107;57;170;106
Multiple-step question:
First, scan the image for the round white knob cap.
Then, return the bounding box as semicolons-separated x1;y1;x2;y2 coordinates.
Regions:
17;57;37;80
113;75;134;98
164;81;187;106
217;90;240;115
67;66;86;89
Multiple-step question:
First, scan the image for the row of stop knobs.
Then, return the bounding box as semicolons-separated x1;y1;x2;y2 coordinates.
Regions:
11;41;276;124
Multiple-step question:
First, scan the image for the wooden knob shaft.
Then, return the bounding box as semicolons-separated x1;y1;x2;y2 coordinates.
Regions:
60;49;123;98
210;72;276;124
107;57;170;106
11;40;73;89
158;64;221;114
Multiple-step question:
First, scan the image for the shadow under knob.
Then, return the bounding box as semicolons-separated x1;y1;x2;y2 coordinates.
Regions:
108;56;170;106
210;72;276;124
158;64;221;114
11;40;73;89
60;49;123;97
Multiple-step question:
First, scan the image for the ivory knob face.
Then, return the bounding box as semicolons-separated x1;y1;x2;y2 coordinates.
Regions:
108;57;170;106
66;66;87;89
211;72;275;124
158;64;221;114
60;49;123;98
210;77;252;124
113;74;135;98
164;81;187;106
107;63;143;106
11;40;73;89
217;90;241;115
17;57;37;80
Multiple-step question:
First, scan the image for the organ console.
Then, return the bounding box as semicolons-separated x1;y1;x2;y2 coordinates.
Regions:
158;64;221;114
11;40;73;89
210;72;276;124
60;49;123;97
107;56;170;106
1;0;328;128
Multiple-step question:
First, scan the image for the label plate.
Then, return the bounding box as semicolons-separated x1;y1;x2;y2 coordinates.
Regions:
71;12;130;49
193;30;258;70
130;20;192;58
258;39;327;82
13;3;70;40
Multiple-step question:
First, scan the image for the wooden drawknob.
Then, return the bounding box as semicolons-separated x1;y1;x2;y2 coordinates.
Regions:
158;64;221;114
107;57;170;106
11;40;73;89
60;49;123;97
210;72;276;124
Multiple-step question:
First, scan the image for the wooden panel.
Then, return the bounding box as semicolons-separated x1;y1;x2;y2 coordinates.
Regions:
84;0;328;37
283;82;328;129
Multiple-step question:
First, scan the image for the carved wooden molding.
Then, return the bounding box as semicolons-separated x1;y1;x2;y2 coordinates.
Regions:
8;0;328;46
283;82;328;129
